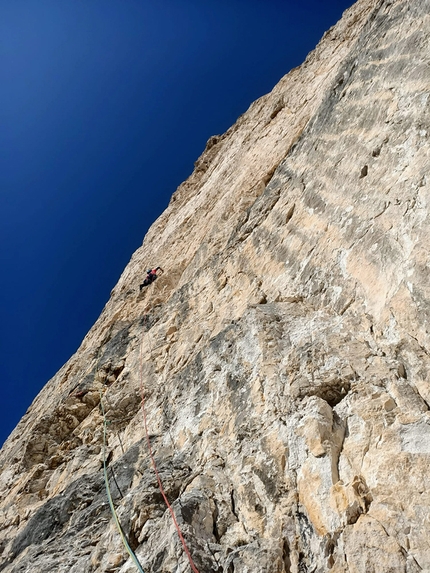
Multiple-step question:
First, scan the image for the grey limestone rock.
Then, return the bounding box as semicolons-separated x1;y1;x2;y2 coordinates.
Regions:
1;0;430;571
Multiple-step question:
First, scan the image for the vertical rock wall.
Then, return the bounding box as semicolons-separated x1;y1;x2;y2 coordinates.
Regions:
1;0;429;571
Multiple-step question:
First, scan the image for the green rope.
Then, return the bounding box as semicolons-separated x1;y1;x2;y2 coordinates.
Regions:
99;392;145;573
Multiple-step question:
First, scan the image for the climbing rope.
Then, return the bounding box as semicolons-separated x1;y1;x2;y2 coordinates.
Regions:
139;318;201;573
99;391;146;573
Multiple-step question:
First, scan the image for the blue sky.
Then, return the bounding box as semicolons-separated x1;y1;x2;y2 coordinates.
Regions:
0;0;354;446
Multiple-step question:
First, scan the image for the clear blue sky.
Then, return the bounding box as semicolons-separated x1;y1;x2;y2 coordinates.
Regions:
0;0;354;446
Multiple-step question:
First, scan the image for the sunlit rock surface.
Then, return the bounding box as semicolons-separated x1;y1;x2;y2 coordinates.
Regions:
1;0;429;571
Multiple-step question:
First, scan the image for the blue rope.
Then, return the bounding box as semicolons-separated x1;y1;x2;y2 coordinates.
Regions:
100;392;145;573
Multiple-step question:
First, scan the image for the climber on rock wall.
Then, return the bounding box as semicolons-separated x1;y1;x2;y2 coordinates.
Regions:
139;266;163;290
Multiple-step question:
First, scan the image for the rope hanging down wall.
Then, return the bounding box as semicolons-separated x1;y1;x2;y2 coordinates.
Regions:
96;305;201;571
139;315;201;573
99;391;146;573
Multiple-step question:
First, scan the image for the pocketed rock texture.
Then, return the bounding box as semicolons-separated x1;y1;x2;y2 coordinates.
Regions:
1;0;430;571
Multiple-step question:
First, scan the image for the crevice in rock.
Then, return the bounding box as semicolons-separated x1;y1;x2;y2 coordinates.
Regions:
104;449;113;468
324;531;340;569
307;379;351;408
128;524;139;552
212;501;221;543
285;203;295;225
397;362;407;379
283;539;292;573
296;510;314;562
204;542;223;573
179;469;203;495
109;466;124;500
331;412;346;485
339;296;355;315
298;551;308;573
407;333;430;358
374;200;390;218
359;165;368;178
409;554;423;571
270;99;284;120
262;164;279;187
231;490;239;520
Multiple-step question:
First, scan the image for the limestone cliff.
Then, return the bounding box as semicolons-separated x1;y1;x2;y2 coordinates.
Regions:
1;0;429;571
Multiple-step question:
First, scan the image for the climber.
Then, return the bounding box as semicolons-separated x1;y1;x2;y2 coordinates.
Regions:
139;266;163;290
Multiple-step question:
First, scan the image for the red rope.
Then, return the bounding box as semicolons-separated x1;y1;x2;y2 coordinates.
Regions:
139;320;200;573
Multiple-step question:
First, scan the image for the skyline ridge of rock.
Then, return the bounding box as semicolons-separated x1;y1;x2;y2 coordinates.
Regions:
1;0;430;571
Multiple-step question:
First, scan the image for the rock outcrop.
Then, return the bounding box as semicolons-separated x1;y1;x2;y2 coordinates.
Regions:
1;0;429;571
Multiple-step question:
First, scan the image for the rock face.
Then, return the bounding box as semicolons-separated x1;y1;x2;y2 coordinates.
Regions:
1;0;430;571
